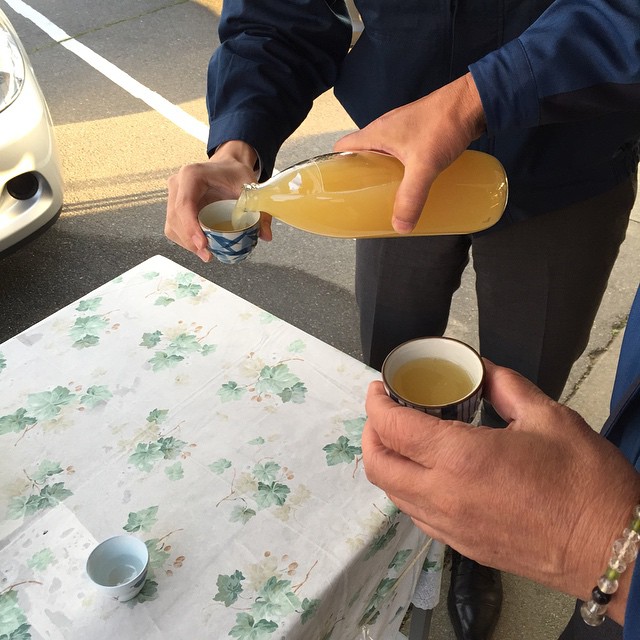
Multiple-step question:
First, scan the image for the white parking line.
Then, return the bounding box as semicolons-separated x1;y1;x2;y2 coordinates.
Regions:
2;0;209;144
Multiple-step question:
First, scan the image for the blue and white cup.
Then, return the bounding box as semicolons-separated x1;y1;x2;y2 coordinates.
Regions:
381;336;485;423
86;535;149;602
199;199;260;264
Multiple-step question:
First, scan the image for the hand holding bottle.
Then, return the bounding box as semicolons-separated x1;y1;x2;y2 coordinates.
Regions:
334;72;487;234
165;141;271;263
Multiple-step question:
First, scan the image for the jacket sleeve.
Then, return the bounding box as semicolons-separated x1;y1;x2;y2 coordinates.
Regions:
625;540;640;639
469;0;640;134
206;0;352;179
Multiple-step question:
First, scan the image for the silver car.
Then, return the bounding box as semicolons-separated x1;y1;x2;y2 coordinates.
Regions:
0;8;63;253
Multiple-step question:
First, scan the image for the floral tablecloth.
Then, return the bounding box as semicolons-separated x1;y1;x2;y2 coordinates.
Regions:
0;255;431;640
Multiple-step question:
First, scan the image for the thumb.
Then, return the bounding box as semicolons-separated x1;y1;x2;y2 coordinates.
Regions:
391;161;438;233
482;360;562;431
333;127;386;154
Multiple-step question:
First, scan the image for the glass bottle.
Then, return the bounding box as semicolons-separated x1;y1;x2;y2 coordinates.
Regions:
231;150;508;238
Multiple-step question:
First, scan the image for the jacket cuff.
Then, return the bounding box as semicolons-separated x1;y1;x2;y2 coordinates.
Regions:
469;38;540;135
207;110;279;181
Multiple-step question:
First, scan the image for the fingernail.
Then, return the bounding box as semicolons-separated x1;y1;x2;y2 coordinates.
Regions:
392;218;415;234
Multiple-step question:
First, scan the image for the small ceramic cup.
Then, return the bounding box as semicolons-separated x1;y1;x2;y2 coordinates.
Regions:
86;535;149;602
381;336;484;423
198;199;260;264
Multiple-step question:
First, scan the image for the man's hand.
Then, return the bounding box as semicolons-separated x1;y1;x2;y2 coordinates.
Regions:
334;72;486;233
362;361;640;622
165;141;270;263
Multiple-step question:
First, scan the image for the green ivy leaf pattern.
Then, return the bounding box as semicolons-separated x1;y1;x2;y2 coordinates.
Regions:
322;417;366;467
209;459;232;474
364;522;399;561
0;623;31;640
133;533;185;604
166;334;201;355
6;462;72;520
0;352;6;373
27;548;56;571
150;271;202;306
26;387;75;421
252;577;301;619
358;577;397;627
214;570;245;607
229;613;278;639
31;460;63;484
147;409;169;424
258;312;276;324
213;555;319;637
128;442;164;472
254;365;298;395
69;315;109;349
3;385;112;439
142;271;160;280
344;417;366;443
174;273;202;299
123;506;158;533
424;558;440;572
216;459;298;523
135;579;159;602
287;340;305;353
140;331;162;348
75;297;102;313
252;462;280;484
0;590;30;639
218;381;246;403
145;539;171;569
278;382;306;404
388;550;412;571
80;385;113;408
142;330;215;371
323;436;361;466
158;436;187;459
38;484;73;508
230;505;257;524
219;363;307;405
148;352;184;371
165;462;184;481
248;437;265;446
129;436;188;472
254;482;290;509
300;597;320;624
0;409;36;436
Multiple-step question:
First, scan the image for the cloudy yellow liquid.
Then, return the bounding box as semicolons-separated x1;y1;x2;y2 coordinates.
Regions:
391;357;475;405
233;150;508;238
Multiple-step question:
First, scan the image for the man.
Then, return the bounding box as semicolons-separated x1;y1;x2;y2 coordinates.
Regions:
165;1;640;637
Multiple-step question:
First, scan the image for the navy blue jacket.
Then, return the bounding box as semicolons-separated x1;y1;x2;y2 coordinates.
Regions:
207;0;640;226
602;286;640;638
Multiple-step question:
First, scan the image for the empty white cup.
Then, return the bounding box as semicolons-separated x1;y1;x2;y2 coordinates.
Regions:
86;535;149;602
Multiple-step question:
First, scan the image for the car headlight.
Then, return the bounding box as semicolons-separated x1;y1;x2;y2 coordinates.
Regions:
0;15;25;113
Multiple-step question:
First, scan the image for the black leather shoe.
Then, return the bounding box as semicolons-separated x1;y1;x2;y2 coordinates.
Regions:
447;551;503;640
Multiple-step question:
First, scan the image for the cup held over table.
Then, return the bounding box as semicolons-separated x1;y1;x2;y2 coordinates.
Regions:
198;199;260;264
381;336;484;423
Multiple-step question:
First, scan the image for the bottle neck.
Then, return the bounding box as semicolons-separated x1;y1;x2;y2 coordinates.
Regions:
240;182;261;214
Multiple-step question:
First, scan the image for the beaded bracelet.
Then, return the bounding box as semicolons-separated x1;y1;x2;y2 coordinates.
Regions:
581;504;640;626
